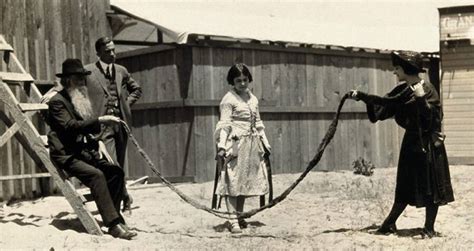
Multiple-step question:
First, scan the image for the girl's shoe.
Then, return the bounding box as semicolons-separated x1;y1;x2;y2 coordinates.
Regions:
229;220;242;234
238;219;248;229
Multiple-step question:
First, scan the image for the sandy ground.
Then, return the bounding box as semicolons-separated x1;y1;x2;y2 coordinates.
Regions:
0;165;473;250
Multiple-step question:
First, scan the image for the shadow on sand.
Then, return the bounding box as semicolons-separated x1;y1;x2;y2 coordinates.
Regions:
213;220;266;232
0;211;96;234
322;224;429;238
0;212;43;227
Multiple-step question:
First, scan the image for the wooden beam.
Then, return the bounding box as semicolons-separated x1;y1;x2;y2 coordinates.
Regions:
40;135;48;146
18;103;48;112
115;40;403;61
0;122;21;148
448;156;474;165
34;79;57;86
0;72;34;82
116;44;177;59
133;100;184;110
132;99;366;113
128;176;194;184
259;106;367;113
132;99;278;110
0;35;14;51
0;173;51;181
0;43;14;51
127;176;149;187
183;99;220;107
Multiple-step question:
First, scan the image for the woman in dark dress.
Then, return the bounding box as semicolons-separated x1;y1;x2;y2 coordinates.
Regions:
349;51;454;237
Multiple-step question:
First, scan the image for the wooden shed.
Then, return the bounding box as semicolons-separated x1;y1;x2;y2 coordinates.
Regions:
439;5;474;164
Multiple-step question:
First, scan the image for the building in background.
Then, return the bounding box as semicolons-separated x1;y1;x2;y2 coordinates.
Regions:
439;5;474;164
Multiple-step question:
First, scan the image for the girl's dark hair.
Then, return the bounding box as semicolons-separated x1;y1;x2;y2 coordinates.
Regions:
226;63;253;85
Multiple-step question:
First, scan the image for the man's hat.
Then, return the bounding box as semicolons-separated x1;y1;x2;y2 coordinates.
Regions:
391;51;426;73
56;58;91;77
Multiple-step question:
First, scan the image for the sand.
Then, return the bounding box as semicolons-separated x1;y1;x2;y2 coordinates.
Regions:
1;165;473;250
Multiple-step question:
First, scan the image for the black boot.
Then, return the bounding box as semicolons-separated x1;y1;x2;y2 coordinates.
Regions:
421;227;441;238
375;223;397;235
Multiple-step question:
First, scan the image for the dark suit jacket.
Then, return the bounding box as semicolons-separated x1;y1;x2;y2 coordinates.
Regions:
85;62;142;126
47;90;102;168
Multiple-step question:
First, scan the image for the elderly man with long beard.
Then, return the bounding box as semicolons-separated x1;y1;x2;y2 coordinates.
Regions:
47;58;137;240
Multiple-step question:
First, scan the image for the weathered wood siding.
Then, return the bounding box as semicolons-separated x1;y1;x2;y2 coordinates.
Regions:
439;6;474;164
440;45;474;164
117;44;430;182
0;0;112;200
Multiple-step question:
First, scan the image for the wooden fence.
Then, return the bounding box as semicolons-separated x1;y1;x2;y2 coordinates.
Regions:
116;43;432;182
0;0;111;201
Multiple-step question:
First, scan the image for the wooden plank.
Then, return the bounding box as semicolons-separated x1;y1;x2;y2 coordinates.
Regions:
443;104;474;112
0;122;21;148
445;131;474;137
158;109;177;177
441;70;474;79
5;132;14;200
18;103;48;111
441;51;474;60
443;98;474;106
70;0;82;61
444;124;474;131
40;135;48;146
0;72;34;82
443;111;474;118
443;91;474;99
0;173;51;181
444;137;474;144
18;85;31;198
448;157;474;165
80;0;91;63
444;118;474;125
0;42;13;51
186;41;392;60
0;109;6;199
127;176;195;185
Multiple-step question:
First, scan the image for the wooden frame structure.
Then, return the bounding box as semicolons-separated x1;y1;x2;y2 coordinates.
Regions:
0;35;102;235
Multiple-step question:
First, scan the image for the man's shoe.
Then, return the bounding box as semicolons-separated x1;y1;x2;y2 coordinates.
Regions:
122;194;133;212
375;223;397;235
119;223;137;237
109;223;136;240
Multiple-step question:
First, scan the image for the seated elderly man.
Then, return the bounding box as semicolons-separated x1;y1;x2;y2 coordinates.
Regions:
47;58;137;240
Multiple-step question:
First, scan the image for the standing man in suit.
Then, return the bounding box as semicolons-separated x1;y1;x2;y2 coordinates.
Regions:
85;37;142;211
48;58;137;239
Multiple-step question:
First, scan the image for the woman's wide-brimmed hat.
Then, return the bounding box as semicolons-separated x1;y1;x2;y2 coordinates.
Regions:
56;58;91;77
391;51;426;73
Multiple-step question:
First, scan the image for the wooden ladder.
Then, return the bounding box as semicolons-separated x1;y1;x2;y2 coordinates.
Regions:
0;35;103;235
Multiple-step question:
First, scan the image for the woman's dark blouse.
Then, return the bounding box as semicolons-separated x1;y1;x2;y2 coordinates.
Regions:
357;81;454;207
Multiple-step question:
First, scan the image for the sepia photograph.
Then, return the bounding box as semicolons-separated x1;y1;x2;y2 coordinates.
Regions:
0;0;473;249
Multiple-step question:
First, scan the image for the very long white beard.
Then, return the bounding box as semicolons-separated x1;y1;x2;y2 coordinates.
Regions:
67;86;93;120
